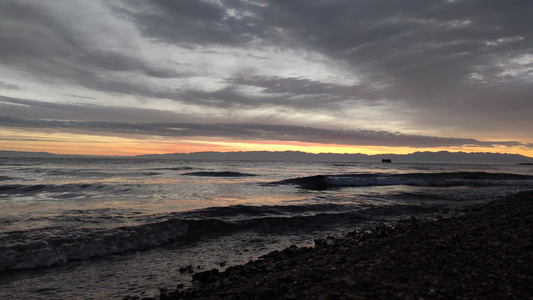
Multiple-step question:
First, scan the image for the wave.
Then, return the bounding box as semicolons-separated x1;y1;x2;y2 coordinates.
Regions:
272;172;533;190
0;219;189;270
0;203;443;271
46;169;165;178
139;172;161;176
150;166;194;171
176;203;356;220
182;171;257;177
0;183;105;195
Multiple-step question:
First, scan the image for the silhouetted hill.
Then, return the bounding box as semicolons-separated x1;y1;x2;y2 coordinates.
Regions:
1;150;531;164
0;151;94;158
0;150;60;158
136;150;533;164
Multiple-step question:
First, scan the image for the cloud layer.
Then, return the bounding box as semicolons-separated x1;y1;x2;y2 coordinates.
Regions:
0;114;526;149
0;0;532;151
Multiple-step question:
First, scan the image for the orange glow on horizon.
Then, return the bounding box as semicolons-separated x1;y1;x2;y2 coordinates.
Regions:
1;128;532;158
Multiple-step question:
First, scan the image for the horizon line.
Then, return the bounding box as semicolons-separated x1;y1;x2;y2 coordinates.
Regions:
1;149;532;159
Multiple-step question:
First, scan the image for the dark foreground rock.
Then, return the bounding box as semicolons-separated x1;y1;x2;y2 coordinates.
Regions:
132;191;533;300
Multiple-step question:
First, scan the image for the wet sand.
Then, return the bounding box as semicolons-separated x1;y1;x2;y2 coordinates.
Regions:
127;191;533;300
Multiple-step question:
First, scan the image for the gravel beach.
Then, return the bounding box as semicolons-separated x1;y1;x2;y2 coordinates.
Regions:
128;190;533;300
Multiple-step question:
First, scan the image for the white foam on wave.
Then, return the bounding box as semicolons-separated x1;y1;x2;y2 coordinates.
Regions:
324;176;533;188
0;220;189;270
325;176;429;187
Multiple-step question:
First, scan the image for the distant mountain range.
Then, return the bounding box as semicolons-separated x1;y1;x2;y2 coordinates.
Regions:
136;150;533;164
0;151;63;158
1;150;532;164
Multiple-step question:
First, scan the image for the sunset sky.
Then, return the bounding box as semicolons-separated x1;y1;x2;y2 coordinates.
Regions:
1;0;532;157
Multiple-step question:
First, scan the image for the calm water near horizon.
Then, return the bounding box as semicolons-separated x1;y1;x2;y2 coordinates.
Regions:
1;158;532;299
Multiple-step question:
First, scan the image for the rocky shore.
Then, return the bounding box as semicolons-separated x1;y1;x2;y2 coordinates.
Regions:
127;191;533;300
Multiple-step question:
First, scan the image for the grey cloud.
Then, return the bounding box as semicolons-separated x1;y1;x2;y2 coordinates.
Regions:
121;0;533;122
231;75;384;99
79;50;186;78
0;96;200;123
177;85;311;109
0;116;525;149
69;95;96;100
169;75;387;110
234;76;346;95
1;138;77;143
0;0;532;143
0;1;285;110
176;86;338;110
120;0;275;47
0;1;185;85
0;81;21;90
262;0;533;83
3;0;532;91
263;0;533;133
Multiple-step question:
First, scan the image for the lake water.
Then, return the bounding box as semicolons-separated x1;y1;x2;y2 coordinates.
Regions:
1;158;532;299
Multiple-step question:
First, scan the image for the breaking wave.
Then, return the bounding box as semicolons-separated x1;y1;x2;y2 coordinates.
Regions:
0;202;443;271
0;219;189;270
0;183;105;195
272;172;533;190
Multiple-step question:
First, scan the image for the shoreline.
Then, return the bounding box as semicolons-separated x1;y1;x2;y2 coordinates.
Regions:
126;190;533;300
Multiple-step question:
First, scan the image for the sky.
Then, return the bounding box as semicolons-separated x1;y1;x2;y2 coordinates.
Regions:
0;0;532;156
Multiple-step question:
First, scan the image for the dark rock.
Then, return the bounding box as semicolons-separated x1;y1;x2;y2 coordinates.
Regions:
320;293;340;300
315;239;327;246
434;242;449;251
192;269;220;284
179;265;193;274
